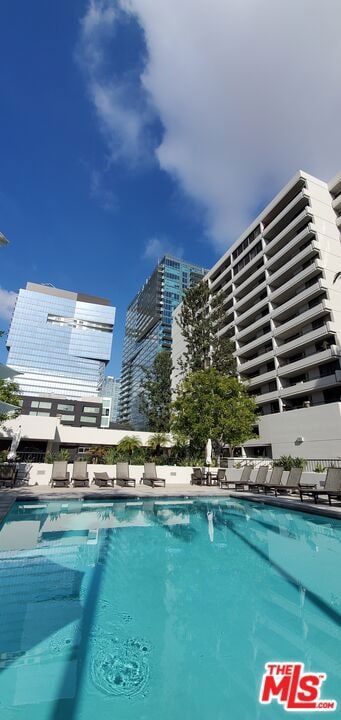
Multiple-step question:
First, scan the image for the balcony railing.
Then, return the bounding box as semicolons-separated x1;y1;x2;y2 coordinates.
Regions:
264;207;314;257
263;190;310;241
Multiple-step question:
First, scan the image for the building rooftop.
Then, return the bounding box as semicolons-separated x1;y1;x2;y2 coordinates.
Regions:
26;282;112;307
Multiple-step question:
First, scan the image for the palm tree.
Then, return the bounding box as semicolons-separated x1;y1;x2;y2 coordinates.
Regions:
147;433;168;455
117;435;142;456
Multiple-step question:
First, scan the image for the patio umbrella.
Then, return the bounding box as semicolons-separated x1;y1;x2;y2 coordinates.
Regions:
7;424;21;461
205;438;212;466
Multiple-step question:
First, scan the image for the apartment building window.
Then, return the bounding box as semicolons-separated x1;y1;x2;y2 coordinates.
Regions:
83;406;100;414
289;373;307;386
308;297;321;309
60;414;75;422
312;318;325;330
31;400;52;409
232;225;261;261
234;241;262;276
80;416;97;424
29;411;50;416
285;352;304;365
57;403;75;412
319;361;340;378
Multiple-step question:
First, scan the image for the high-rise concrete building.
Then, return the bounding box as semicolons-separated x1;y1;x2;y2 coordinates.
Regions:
172;170;341;458
7;282;115;400
120;255;207;429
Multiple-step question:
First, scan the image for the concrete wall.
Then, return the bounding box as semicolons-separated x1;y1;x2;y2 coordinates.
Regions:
22;464;193;486
0;415;158;446
20;463;325;487
258;402;341;459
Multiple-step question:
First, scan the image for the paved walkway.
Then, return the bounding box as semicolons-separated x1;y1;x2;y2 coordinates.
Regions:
0;484;340;523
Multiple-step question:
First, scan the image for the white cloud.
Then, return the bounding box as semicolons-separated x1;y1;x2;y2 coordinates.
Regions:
143;237;183;262
90;169;118;212
0;288;17;322
79;0;341;250
76;0;153;164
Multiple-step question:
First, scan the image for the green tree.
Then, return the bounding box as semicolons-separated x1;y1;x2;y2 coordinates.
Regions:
0;330;21;422
117;435;142;456
177;281;236;376
147;432;168;457
0;378;20;423
172;369;257;459
139;351;172;431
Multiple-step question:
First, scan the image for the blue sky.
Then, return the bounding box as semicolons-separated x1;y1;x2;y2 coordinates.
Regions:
1;0;340;375
0;0;213;375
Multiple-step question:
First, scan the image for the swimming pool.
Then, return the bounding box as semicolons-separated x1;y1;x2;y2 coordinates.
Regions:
0;497;339;719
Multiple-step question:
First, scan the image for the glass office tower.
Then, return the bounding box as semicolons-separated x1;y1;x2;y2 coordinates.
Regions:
101;376;121;422
7;283;115;400
119;255;207;429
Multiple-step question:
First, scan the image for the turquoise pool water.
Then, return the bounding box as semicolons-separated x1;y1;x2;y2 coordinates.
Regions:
0;497;340;719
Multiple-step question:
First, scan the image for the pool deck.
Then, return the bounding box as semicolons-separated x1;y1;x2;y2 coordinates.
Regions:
0;484;341;524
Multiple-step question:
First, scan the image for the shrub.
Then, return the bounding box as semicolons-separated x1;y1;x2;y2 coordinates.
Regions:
274;455;306;471
314;464;325;473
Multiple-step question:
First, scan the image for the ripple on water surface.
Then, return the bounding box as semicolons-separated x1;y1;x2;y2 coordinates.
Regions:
91;634;150;698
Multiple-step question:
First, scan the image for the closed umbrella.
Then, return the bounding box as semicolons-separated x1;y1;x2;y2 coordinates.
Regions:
207;510;214;543
7;425;21;461
205;438;212;466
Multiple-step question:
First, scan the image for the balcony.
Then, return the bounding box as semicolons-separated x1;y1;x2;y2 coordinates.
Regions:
273;300;331;340
278;346;341;378
238;330;273;357
264;207;314;258
269;259;324;304
231;232;262;273
232;248;264;286
237;350;275;373
217;318;235;338
236;314;270;342
263;190;310;241
332;193;341;214
214;288;234;311
235;297;269;327
234;264;264;300
280;373;341;399
271;279;327;322
275;322;336;358
264;224;316;272
210;265;232;293
247;369;277;388
268;241;319;290
234;278;268;314
255;388;279;404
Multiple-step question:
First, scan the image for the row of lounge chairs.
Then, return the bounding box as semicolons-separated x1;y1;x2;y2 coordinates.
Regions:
50;461;166;488
217;465;341;506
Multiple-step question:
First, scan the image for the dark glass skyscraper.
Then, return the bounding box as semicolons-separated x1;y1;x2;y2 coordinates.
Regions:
119;255;207;429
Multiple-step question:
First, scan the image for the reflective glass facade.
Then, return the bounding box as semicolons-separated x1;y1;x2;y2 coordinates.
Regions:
7;283;115;400
101;376;121;422
119;256;207;429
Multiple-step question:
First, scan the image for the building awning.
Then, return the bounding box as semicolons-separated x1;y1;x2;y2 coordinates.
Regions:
0;401;19;414
0;364;19;380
